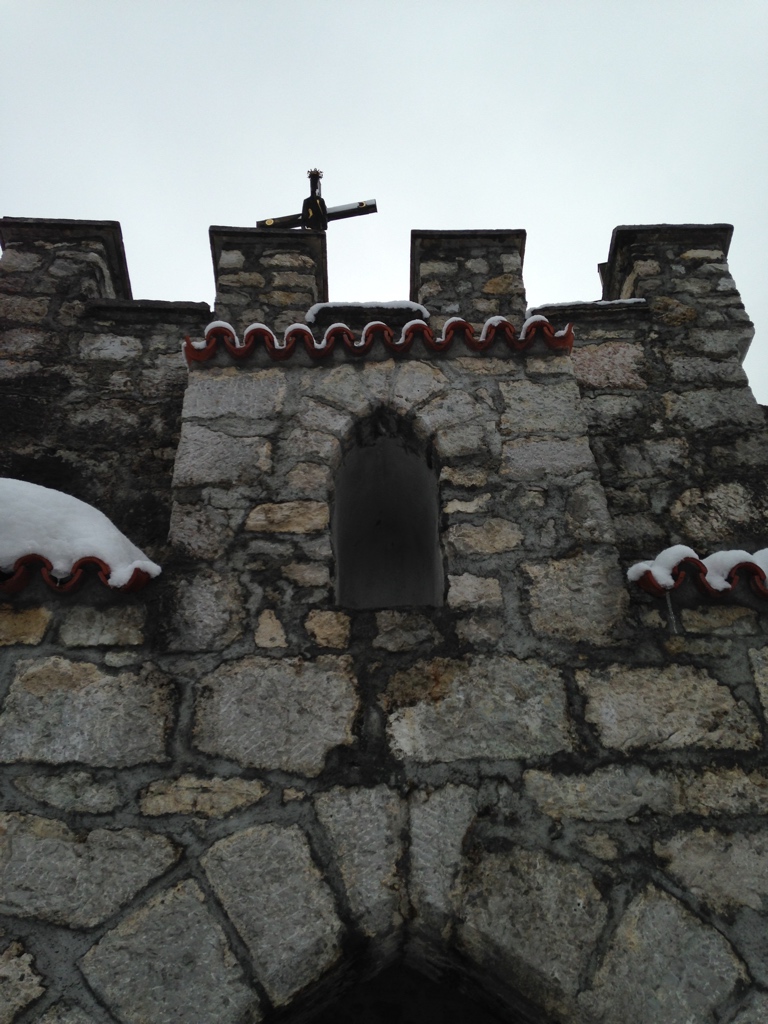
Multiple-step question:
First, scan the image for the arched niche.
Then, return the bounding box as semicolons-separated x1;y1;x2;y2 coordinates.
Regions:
332;410;443;610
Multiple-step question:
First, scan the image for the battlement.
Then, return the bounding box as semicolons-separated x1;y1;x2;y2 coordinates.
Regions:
3;215;768;1024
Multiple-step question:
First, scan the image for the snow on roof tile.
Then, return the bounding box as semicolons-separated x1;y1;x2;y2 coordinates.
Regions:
628;545;768;600
183;316;574;364
0;479;161;596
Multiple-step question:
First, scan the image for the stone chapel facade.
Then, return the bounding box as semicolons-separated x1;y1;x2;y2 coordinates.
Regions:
2;216;768;1023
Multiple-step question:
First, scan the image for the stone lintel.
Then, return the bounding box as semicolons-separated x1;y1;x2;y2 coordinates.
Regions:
599;223;734;300
85;297;212;325
0;216;132;299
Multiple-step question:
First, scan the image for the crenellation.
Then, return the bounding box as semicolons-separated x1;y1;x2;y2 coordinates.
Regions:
4;216;768;1023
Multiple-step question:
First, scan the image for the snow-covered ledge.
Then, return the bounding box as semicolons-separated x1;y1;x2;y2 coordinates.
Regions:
0;479;161;595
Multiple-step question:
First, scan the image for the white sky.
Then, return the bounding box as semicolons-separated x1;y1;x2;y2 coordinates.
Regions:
3;0;767;398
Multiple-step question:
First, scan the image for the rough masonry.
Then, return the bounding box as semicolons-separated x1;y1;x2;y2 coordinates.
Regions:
1;217;768;1024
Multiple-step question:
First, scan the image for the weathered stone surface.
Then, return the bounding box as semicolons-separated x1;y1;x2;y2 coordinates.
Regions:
670;482;760;543
446;573;502;609
443;493;491;514
36;1004;99;1024
0;657;172;766
217;270;267;287
81;880;257;1024
314;786;404;937
655;829;768;913
524;766;680;821
0;941;44;1024
79;333;141;360
203;824;342;1005
571;341;647;389
501;437;595;478
13;770;121;813
391;362;448;411
59;606;144;647
173;423;272;486
168;502;233;559
525;550;627;643
385;657;572;762
0;813;177;926
0;248;42;272
0;294;49;321
305;610;350;649
681;767;768;816
166;570;244;652
286;461;331;498
731;993;768;1024
578;831;620;860
460;849;607;1015
482;273;522;295
184;372;286;423
297;400;350;437
218;248;245;269
663;388;763;431
440;466;488;487
194;656;358;776
650;296;698;325
577;664;760;751
749;646;768;717
373;611;440;651
245;500;329;533
409;785;477;927
282;560;330;586
140;774;268;816
680;605;758;635
446;518;523;555
254;609;287;648
0;604;51;646
455;615;503;646
500;378;584;436
577;888;746;1024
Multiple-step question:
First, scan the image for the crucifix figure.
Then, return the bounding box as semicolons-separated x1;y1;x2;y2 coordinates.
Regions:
257;169;377;231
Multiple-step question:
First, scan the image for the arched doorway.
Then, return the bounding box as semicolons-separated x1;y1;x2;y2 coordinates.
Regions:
332;410;443;610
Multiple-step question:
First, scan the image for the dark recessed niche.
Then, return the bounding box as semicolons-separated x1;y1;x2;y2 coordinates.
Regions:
333;418;442;610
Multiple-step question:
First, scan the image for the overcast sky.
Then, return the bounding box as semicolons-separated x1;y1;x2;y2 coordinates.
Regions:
3;1;767;397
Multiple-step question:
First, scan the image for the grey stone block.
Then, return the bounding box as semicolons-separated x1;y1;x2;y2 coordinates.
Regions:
0;813;177;926
0;657;172;766
81;880;258;1024
385;657;572;763
194;656;359;776
315;785;405;937
202;825;342;1005
577;888;746;1024
577;664;760;752
459;848;607;1017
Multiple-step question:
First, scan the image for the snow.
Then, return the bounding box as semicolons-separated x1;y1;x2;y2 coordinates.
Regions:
243;322;277;345
320;322;352;349
205;320;240;346
0;479;161;588
479;315;510;342
525;299;646;313
519;314;550;340
702;550;756;591
398;318;429;345
627;544;768;592
626;545;698;588
305;300;430;324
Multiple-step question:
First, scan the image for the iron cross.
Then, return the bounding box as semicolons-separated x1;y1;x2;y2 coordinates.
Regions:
257;169;377;231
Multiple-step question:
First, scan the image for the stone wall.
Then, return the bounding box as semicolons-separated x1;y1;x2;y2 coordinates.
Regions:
2;220;768;1024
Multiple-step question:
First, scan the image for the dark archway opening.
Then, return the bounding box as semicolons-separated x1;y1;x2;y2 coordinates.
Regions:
302;964;541;1024
333;411;443;610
